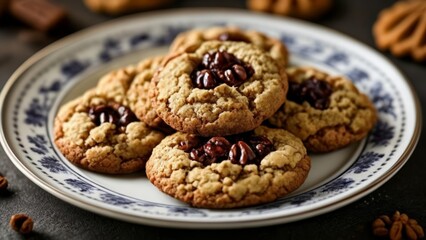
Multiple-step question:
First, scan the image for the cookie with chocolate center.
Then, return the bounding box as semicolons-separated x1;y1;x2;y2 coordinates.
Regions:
145;126;310;208
268;67;377;152
151;40;288;136
54;89;165;174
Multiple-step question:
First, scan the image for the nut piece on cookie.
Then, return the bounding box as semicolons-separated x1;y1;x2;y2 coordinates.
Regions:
151;40;288;136
247;0;333;20
145;126;311;208
373;0;426;62
268;67;377;153
169;26;289;68
54;89;165;174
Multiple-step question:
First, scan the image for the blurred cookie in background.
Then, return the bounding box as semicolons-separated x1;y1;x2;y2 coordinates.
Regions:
247;0;333;20
373;0;426;62
83;0;174;15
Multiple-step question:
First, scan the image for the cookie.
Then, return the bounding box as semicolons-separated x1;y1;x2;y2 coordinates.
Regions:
247;0;332;20
373;0;426;62
54;89;165;174
95;56;172;131
145;125;311;208
268;67;377;153
169;26;289;68
93;61;138;104
83;0;173;15
127;57;173;131
151;40;288;136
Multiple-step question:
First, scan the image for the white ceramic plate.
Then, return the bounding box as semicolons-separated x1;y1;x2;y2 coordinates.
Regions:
0;9;421;229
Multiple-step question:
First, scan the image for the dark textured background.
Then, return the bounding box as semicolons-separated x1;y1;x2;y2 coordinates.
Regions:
1;0;425;239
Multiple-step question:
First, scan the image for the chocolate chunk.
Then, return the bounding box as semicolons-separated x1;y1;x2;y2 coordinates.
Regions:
191;50;255;89
287;77;333;110
9;0;67;32
88;104;138;130
193;69;217;89
229;141;256;165
179;133;274;166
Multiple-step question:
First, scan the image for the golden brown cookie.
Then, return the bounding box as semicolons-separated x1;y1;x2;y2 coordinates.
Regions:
145;126;311;208
373;0;426;61
127;57;174;131
83;0;173;15
95;56;172;132
268;67;377;153
169;26;289;68
93;62;138;105
151;40;288;136
54;89;165;174
247;0;333;20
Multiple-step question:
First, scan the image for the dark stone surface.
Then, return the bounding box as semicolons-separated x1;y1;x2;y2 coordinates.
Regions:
1;0;424;239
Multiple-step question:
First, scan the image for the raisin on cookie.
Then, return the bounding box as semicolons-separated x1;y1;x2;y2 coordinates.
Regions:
145;126;311;208
54;89;165;174
151;40;288;136
170;26;289;68
268;67;377;153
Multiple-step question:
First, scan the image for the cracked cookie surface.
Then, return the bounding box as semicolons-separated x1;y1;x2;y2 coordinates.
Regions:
268;67;377;152
152;40;288;136
95;56;171;131
170;26;289;68
145;126;311;208
126;56;174;131
54;89;165;174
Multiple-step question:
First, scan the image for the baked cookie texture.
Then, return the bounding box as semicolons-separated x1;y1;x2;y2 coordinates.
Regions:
152;40;288;136
83;0;173;15
95;56;171;131
94;62;137;105
268;67;377;153
145;126;311;208
54;89;165;174
169;26;289;68
126;57;173;131
247;0;332;20
373;0;426;61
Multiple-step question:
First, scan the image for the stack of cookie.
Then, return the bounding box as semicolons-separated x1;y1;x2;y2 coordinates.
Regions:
54;26;376;209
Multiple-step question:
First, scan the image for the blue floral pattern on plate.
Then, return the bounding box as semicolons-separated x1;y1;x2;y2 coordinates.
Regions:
0;11;418;228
